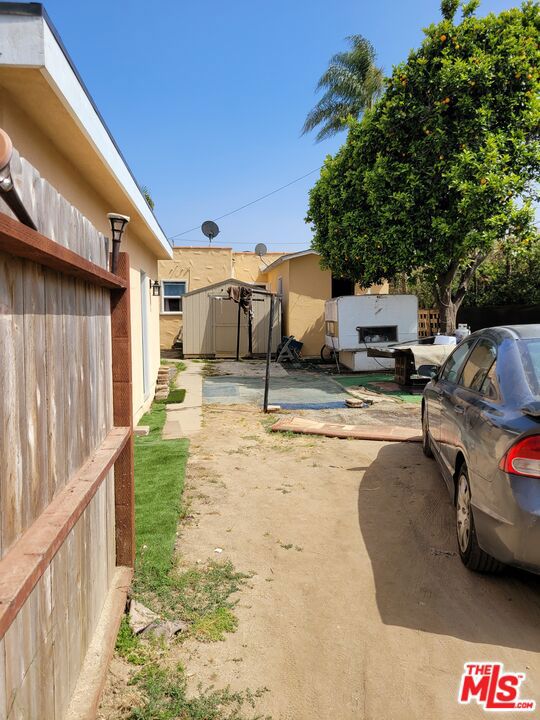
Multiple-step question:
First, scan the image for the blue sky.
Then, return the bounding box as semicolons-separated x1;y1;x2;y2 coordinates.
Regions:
44;0;519;252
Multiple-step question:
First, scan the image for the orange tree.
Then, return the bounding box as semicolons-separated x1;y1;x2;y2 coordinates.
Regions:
307;0;539;333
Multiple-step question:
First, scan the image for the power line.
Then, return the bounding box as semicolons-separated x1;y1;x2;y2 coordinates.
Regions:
168;167;322;241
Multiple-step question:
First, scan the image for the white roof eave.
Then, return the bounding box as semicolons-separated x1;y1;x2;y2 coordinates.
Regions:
0;10;172;258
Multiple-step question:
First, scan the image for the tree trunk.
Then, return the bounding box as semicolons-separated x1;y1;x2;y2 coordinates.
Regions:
437;280;458;335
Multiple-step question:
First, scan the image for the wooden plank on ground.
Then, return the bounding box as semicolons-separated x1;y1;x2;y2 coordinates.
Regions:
271;416;422;442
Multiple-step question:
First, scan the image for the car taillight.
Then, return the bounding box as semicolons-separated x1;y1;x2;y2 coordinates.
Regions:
500;435;540;478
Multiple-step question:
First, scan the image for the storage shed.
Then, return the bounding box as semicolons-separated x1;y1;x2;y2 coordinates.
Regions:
182;279;281;357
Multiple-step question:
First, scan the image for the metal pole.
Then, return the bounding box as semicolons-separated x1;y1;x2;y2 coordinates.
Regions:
235;298;242;361
248;312;253;357
263;294;275;413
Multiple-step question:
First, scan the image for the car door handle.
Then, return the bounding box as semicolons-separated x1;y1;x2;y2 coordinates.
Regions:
454;405;465;415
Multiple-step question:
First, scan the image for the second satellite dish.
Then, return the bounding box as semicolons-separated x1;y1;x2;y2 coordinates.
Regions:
255;243;267;257
201;220;220;243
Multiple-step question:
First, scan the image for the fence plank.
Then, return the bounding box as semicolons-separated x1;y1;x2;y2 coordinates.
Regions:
51;544;69;720
0;253;24;557
0;638;6;720
22;260;48;528
0;427;130;641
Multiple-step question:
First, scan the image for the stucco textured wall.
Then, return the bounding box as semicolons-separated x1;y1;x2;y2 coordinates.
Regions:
158;248;285;349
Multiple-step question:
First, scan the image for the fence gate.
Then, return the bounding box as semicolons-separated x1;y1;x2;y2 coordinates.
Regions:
0;201;134;719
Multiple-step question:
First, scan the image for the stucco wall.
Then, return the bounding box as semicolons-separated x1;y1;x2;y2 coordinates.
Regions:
158;248;286;349
232;252;284;283
287;254;332;357
0;88;163;422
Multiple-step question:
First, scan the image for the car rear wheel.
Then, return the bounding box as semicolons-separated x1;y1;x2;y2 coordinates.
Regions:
422;407;434;458
456;467;504;573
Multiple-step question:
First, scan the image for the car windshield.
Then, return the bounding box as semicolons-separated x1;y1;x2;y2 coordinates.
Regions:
520;339;540;397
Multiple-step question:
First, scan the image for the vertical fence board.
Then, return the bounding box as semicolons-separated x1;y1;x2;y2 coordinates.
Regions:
0;253;24;556
45;271;68;498
22;260;49;525
0;639;6;720
35;568;54;720
51;543;69;720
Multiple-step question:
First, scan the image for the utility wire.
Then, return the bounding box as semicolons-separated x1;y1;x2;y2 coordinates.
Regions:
168;166;322;241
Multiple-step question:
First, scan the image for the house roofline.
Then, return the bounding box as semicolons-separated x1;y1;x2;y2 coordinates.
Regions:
0;2;173;256
183;277;265;297
263;248;318;273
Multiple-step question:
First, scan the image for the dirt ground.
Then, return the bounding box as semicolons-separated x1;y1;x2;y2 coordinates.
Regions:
179;405;540;719
102;402;540;719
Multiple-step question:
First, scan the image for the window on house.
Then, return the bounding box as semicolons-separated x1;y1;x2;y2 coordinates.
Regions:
162;281;187;313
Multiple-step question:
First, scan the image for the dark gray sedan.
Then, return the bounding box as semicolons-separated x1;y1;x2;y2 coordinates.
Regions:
422;325;540;573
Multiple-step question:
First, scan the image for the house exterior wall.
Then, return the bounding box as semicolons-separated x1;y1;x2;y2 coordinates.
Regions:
0;89;163;421
158;248;285;349
287;254;332;357
265;255;389;357
232;252;283;283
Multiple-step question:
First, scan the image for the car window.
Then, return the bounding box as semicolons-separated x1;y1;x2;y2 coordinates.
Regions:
521;339;540;396
460;339;497;394
480;362;499;400
440;338;475;384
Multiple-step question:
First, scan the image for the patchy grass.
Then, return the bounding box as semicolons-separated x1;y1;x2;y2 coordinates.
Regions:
202;360;221;377
149;560;250;623
193;607;238;642
113;397;263;716
116;616;148;666
128;663;269;720
154;388;186;405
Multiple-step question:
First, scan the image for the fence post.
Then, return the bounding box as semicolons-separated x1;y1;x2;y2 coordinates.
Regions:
110;252;135;567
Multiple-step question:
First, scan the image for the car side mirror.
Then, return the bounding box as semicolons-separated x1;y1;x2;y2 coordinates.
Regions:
430;368;440;380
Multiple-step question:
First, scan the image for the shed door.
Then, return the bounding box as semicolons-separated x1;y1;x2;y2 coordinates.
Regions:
213;297;249;357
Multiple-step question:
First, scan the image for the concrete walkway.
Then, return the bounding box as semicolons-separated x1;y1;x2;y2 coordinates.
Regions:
162;361;202;439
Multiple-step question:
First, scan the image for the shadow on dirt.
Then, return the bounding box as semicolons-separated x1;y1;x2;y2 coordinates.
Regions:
357;442;540;651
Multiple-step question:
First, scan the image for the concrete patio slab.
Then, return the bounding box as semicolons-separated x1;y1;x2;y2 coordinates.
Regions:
162;361;203;439
203;373;350;408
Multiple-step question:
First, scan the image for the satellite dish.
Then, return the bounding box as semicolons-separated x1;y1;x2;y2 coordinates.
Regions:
255;243;267;257
201;220;219;242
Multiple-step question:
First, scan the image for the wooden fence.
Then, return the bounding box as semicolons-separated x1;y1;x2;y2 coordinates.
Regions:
418;308;440;337
0;150;134;719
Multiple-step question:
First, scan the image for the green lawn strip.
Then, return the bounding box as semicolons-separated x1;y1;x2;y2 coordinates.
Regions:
134;407;189;600
335;373;423;404
154;388;186;405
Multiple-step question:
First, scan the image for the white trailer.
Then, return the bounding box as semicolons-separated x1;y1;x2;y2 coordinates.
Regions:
324;295;418;371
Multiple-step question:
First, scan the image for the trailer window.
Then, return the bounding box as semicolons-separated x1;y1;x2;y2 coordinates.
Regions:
356;325;398;343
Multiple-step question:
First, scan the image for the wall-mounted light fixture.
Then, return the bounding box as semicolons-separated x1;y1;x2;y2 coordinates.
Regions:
150;280;161;297
107;212;130;274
